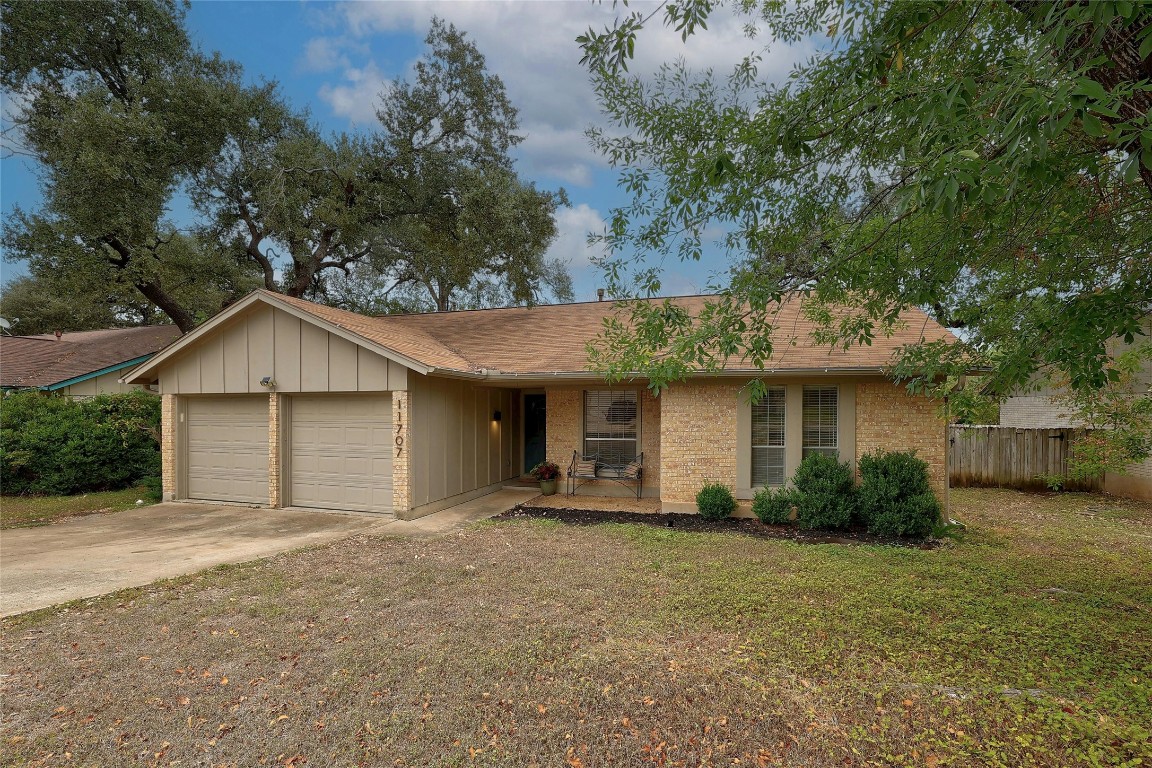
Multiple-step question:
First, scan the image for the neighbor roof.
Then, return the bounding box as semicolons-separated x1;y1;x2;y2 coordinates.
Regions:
0;326;182;389
265;290;956;377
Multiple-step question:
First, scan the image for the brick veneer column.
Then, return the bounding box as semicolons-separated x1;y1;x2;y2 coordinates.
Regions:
855;381;947;498
161;393;177;502
659;381;740;504
545;387;582;468
392;390;411;516
268;393;281;507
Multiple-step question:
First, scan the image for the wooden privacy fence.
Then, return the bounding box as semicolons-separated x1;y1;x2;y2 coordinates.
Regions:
948;425;1102;492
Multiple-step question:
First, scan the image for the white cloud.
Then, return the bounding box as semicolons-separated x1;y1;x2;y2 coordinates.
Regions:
300;37;351;73
308;1;809;187
317;60;389;125
546;203;607;270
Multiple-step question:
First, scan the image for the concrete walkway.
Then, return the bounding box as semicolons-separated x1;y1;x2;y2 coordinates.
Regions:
0;488;537;617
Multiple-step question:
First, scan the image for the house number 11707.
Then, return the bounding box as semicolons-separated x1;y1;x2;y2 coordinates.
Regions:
395;406;404;457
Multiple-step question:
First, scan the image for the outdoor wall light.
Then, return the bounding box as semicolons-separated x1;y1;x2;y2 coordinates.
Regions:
492;410;502;422
259;376;276;388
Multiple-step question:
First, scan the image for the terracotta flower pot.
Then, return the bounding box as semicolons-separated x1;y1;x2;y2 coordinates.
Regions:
539;479;558;496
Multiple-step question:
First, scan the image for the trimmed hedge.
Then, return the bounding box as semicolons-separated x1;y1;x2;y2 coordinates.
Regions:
752;486;800;524
857;450;941;537
696;482;737;520
1;391;161;496
791;452;857;530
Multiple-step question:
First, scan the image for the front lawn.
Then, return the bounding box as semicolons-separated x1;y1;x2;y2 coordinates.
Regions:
2;488;1150;766
0;487;152;529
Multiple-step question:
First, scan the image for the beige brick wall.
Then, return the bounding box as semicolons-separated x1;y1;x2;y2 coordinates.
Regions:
392;390;411;515
268;393;281;507
659;381;740;504
545;386;661;495
545;387;583;469
855;381;947;497
161;394;177;502
999;395;1082;429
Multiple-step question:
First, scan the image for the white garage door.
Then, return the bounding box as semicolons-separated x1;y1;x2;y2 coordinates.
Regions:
186;397;269;504
289;395;393;514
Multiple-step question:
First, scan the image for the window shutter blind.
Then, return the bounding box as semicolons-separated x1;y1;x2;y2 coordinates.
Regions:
802;385;838;459
584;390;639;465
751;387;786;486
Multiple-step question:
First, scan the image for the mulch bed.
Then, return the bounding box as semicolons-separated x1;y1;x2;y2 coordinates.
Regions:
496;505;938;549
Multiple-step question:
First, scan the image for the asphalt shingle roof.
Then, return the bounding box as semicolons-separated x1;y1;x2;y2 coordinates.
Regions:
0;326;182;388
270;291;955;376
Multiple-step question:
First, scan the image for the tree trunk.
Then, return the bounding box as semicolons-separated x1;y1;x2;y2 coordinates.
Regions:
135;280;195;333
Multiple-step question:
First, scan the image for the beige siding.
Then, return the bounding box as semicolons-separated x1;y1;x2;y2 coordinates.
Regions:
159;304;408;394
407;373;517;509
60;371;149;397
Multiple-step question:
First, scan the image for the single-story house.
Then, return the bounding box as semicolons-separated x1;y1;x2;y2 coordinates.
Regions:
999;317;1152;501
125;290;955;519
0;326;182;397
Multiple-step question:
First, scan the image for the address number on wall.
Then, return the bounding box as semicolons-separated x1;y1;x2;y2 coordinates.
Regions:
395;405;404;458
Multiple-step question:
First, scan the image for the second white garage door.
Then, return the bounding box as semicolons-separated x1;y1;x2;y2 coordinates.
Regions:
288;395;393;514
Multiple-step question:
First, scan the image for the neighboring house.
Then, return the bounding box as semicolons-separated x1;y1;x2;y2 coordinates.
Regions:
999;317;1152;500
125;290;955;519
0;326;182;397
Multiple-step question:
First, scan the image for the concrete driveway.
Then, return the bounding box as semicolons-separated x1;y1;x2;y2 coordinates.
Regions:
0;489;537;617
0;503;388;616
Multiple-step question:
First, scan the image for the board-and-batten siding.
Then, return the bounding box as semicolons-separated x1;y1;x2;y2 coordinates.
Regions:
159;305;408;394
407;373;519;509
62;371;148;398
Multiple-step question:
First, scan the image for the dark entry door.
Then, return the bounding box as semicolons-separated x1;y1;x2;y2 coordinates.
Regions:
523;394;546;474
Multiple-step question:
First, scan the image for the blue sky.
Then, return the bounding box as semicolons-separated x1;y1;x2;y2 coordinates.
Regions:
1;1;806;303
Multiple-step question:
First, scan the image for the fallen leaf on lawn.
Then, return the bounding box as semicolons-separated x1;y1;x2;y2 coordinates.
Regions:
537;704;548;714
220;677;229;686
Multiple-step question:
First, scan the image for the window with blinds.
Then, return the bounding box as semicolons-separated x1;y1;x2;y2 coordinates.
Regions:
584;390;639;466
751;387;786;486
802;385;838;459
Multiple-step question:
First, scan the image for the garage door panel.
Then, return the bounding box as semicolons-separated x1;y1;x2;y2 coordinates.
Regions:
289;395;393;514
186;397;269;504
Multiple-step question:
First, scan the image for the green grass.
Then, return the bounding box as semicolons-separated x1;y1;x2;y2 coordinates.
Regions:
1;488;1149;767
0;487;152;529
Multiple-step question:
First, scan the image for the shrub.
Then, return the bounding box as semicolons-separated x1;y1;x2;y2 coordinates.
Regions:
696;482;737;520
857;450;941;537
0;391;161;496
141;475;164;502
791;452;857;530
752;486;800;525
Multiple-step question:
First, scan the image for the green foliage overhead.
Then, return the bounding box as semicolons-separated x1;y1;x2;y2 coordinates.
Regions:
2;5;571;330
1;0;264;331
0;391;161;496
577;2;1151;412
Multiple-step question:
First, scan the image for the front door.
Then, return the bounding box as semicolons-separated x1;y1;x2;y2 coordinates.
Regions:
523;393;546;474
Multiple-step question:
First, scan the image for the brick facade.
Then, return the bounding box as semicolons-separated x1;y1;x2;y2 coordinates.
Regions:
392;390;411;515
161;393;177;502
855;381;947;496
268;393;281;507
659;381;741;504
